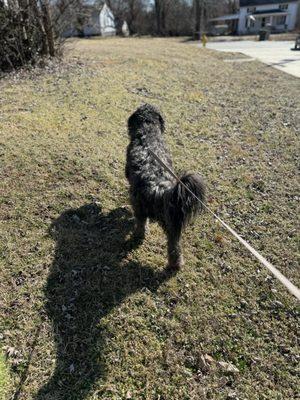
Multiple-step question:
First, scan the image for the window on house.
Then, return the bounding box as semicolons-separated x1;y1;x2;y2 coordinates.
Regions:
276;15;287;25
279;4;288;10
247;7;256;13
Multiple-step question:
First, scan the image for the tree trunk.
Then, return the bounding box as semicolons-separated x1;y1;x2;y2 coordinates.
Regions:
194;0;201;40
155;0;161;35
40;0;55;56
29;0;48;55
128;0;135;34
161;2;166;35
17;0;29;60
155;0;170;36
201;2;206;34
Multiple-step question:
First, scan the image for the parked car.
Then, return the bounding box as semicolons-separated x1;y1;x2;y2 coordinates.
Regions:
209;24;229;36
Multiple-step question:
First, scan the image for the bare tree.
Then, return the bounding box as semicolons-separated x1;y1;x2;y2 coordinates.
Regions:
193;0;229;39
194;0;201;39
154;0;171;35
105;0;149;34
53;0;83;36
123;0;146;34
40;0;55;56
0;0;58;71
73;0;90;37
165;0;193;36
226;0;239;14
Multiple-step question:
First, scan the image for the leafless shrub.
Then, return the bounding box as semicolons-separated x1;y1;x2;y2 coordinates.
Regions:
0;0;60;72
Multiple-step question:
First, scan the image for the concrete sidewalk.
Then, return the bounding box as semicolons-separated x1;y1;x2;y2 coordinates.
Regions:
205;40;300;78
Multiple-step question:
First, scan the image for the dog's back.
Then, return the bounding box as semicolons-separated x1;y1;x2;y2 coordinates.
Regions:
126;104;175;217
126;104;205;269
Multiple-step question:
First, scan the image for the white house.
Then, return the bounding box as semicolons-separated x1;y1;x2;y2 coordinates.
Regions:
210;0;299;35
238;0;299;33
98;3;116;37
63;2;116;38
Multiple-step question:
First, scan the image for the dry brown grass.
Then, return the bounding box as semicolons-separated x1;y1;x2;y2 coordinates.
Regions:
0;37;299;400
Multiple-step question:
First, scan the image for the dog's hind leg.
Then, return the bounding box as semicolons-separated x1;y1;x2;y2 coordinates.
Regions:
135;216;148;239
166;227;184;270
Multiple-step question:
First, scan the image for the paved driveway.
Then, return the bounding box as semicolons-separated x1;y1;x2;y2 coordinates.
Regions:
206;40;300;78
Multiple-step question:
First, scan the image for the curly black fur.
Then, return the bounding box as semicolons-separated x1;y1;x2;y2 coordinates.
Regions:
126;104;205;269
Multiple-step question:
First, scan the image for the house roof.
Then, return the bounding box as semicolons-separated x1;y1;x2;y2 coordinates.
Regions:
240;0;297;6
253;8;288;14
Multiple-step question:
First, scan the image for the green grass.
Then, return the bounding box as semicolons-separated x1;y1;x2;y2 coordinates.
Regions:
0;351;10;400
0;38;299;399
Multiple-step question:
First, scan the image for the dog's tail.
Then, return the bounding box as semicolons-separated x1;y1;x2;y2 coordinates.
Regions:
165;172;205;232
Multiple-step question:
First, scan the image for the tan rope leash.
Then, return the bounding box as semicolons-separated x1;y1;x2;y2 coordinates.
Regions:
149;149;300;301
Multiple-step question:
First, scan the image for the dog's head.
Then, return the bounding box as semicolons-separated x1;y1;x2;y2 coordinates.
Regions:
128;104;165;138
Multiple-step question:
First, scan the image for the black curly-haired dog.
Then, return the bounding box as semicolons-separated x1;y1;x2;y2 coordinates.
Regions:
126;104;205;270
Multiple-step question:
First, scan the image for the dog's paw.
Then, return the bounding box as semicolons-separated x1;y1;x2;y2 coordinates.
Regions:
167;256;184;271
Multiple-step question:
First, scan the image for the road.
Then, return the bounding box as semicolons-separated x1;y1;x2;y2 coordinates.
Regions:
205;40;300;78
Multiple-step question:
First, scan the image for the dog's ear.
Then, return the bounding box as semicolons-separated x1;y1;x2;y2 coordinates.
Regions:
127;112;138;137
127;113;134;130
159;114;165;133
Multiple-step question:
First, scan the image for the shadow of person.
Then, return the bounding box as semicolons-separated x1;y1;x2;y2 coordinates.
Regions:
35;203;175;400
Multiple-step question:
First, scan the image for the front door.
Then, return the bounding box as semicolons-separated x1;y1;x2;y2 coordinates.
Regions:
261;17;270;27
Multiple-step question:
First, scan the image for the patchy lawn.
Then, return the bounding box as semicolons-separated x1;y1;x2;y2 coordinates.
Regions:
0;38;299;400
0;350;10;400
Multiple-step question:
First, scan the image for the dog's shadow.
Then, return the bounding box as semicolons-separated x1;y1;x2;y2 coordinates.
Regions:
35;203;175;400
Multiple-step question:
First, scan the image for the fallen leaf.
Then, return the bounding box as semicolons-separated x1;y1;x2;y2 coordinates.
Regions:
218;361;239;374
